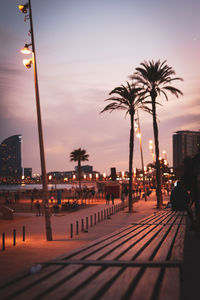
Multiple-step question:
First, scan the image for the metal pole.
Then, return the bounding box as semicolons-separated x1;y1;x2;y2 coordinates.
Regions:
137;111;147;201
28;0;52;240
2;233;5;251
22;226;25;242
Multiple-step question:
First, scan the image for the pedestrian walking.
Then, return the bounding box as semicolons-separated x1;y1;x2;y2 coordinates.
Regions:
30;194;34;211
111;193;115;204
35;200;41;216
106;192;110;205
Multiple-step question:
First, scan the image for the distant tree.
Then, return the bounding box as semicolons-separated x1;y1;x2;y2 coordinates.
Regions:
101;82;151;212
70;148;89;189
131;60;183;208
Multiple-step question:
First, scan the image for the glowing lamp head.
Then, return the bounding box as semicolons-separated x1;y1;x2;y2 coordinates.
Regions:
21;44;32;54
23;58;32;69
18;3;28;14
18;4;29;14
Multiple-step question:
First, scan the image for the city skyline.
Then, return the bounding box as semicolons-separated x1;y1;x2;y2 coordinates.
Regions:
0;0;200;175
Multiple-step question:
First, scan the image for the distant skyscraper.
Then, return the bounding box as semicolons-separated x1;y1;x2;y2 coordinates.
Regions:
173;130;200;169
0;135;22;178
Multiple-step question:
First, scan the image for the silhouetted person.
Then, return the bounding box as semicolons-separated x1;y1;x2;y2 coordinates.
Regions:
111;193;115;204
106;193;110;205
170;181;194;224
35;200;41;216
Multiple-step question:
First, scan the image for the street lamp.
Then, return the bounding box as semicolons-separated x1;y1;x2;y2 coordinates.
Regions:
149;140;155;161
19;1;52;241
135;112;147;201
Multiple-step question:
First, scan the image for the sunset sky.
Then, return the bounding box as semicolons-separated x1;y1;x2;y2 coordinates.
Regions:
0;0;200;175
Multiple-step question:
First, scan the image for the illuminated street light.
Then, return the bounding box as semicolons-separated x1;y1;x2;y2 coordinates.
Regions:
19;1;52;241
23;58;32;68
135;112;146;201
149;140;155;161
18;3;28;13
21;43;32;54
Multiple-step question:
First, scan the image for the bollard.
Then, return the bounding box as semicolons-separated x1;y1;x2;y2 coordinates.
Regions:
22;226;25;242
104;209;106;220
76;221;79;235
90;215;93;227
98;212;100;222
107;208;109;218
81;219;84;232
112;206;114;215
13;229;16;246
94;213;96;225
70;224;73;238
101;210;103;221
86;217;88;230
2;233;5;251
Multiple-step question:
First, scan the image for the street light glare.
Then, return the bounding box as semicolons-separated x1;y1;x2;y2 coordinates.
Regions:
18;4;28;14
23;58;32;69
21;46;32;54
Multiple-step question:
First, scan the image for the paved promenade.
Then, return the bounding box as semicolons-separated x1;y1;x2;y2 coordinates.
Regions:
0;193;167;284
0;193;200;299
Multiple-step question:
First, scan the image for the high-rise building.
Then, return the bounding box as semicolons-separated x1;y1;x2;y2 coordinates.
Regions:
0;135;22;178
173;130;200;169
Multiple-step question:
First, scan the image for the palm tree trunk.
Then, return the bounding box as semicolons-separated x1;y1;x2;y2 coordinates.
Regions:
152;98;162;208
78;160;81;190
128;112;134;212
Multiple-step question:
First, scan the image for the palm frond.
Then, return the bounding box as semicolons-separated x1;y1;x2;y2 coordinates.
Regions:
163;86;183;97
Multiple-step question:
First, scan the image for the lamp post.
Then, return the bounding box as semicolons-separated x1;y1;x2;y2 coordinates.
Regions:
149;140;155;161
19;1;52;241
135;112;147;201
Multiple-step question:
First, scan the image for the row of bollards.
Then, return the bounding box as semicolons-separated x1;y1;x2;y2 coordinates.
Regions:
1;203;123;249
2;226;26;251
70;203;122;239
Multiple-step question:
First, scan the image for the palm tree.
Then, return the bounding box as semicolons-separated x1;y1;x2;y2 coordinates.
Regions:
132;60;183;208
70;148;89;189
101;82;151;212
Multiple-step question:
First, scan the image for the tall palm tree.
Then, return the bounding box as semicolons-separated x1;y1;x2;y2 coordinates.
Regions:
132;60;183;208
101;82;151;212
70;148;89;189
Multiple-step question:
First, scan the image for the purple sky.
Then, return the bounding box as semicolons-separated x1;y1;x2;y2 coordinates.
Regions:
0;0;200;175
